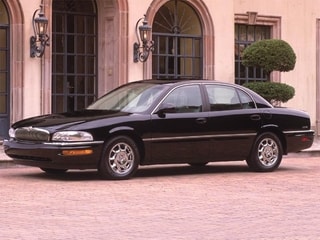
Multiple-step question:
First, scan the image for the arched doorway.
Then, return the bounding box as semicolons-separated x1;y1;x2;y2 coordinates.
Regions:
0;0;9;139
52;0;98;113
152;0;202;79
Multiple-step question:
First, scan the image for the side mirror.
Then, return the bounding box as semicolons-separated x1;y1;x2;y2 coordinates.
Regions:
155;103;176;117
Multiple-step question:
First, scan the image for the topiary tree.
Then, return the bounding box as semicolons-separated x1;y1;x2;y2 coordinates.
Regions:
241;39;296;105
242;39;296;74
243;82;295;105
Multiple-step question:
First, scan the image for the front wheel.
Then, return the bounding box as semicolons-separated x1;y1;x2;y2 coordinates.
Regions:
98;136;140;180
246;132;283;172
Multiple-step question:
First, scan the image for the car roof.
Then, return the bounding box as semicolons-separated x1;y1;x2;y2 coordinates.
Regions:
135;79;223;85
134;79;245;89
132;79;273;108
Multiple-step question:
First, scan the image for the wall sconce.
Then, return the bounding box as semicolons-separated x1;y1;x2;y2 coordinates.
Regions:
133;15;154;62
30;2;50;58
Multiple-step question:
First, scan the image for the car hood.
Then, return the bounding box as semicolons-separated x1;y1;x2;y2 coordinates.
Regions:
12;110;132;131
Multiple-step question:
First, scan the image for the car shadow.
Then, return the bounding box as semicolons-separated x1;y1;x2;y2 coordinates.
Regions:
136;163;250;178
10;162;296;181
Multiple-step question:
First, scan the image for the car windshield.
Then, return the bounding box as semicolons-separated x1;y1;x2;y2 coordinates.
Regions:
87;82;166;113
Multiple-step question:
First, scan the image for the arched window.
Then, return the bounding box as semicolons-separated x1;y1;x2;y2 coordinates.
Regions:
152;0;203;79
0;0;9;138
52;0;97;113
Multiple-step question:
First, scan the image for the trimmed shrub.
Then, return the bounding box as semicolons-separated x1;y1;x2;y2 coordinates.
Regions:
242;39;296;74
243;82;295;104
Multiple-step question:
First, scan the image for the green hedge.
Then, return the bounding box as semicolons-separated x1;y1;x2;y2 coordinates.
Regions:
243;82;295;104
242;39;296;74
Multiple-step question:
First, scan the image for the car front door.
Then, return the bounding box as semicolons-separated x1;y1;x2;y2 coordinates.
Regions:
148;84;210;164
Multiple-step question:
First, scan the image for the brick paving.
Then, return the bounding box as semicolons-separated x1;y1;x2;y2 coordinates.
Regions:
0;157;319;240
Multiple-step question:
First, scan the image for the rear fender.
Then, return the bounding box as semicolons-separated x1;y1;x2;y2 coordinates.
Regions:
258;125;287;154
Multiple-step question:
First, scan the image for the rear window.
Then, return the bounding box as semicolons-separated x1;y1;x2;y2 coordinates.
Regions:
205;84;256;111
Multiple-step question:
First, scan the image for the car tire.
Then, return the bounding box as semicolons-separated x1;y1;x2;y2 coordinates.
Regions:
99;136;140;180
246;132;283;172
40;168;68;174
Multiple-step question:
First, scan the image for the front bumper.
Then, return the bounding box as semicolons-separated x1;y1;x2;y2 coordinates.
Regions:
3;139;104;170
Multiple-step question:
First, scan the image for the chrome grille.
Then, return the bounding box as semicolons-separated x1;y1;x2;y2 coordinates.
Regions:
14;127;50;142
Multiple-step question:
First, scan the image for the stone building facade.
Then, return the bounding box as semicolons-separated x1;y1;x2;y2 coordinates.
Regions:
0;0;319;138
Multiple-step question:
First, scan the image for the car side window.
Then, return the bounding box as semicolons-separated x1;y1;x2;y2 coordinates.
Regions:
237;89;255;109
205;85;253;111
162;85;202;113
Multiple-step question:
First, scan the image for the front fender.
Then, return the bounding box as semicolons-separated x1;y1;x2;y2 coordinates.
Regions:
109;126;134;134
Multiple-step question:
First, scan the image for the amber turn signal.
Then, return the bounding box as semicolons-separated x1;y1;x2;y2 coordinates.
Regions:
62;149;93;156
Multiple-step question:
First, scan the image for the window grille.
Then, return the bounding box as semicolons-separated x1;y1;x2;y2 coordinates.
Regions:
235;24;271;85
152;0;203;80
52;0;97;113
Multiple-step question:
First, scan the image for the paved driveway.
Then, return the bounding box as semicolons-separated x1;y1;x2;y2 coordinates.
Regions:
0;157;319;240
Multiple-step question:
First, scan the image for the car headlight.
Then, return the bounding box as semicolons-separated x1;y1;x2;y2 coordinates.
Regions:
52;131;93;142
8;128;15;138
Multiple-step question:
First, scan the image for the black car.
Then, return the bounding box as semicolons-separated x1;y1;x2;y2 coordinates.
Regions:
4;80;314;180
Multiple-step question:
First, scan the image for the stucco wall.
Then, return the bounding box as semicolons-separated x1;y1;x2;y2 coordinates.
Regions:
20;1;44;118
205;0;235;83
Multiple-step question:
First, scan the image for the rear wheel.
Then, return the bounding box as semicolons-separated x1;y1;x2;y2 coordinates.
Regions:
98;136;139;180
246;132;283;172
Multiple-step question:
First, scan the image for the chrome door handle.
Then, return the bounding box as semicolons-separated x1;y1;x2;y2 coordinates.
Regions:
250;114;261;121
196;118;207;124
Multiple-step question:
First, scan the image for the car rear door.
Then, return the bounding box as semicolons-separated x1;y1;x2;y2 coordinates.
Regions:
204;84;262;161
148;84;210;164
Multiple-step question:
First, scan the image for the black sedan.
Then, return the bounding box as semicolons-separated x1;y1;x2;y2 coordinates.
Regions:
4;80;314;180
